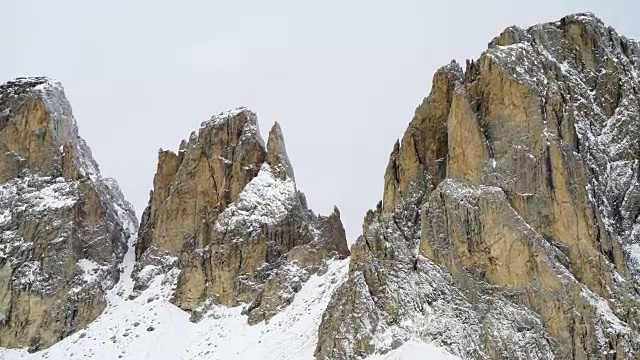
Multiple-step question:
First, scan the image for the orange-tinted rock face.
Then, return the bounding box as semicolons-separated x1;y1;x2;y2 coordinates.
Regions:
134;108;349;323
0;77;137;351
317;13;640;360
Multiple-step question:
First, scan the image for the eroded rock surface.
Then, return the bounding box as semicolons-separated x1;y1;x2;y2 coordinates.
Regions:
0;77;137;351
134;107;349;323
317;13;640;360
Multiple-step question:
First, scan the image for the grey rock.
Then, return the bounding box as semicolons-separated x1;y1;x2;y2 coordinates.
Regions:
316;13;640;360
0;77;137;351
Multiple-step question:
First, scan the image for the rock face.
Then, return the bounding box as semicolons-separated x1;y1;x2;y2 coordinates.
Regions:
0;77;137;351
134;107;349;323
317;13;640;360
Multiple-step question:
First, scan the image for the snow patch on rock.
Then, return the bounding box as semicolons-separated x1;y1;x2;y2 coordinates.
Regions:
580;288;631;334
214;164;296;237
202;106;250;128
23;180;78;212
627;243;640;267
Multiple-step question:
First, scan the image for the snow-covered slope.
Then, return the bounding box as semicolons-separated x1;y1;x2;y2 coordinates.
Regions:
0;84;365;360
366;340;460;360
2;246;352;360
2;222;457;360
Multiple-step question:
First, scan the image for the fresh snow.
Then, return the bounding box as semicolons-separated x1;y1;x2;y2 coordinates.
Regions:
77;259;100;273
627;243;640;266
365;340;459;360
214;164;296;236
0;79;462;360
10;261;48;287
0;176;78;217
580;288;630;334
2;246;458;360
32;78;102;180
0;208;11;226
2;237;350;360
76;258;105;285
202;106;250;127
24;181;77;212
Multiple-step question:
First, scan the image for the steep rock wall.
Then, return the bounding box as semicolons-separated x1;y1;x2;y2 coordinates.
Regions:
134;108;349;324
0;77;137;351
317;13;640;360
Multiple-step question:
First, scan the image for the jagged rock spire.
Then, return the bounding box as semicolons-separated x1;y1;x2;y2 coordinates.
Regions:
134;107;348;326
266;121;295;181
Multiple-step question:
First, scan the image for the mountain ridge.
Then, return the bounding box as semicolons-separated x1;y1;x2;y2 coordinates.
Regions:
2;11;640;360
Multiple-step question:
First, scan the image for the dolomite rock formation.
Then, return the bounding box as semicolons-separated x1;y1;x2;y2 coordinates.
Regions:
134;107;349;324
316;13;640;360
0;77;137;351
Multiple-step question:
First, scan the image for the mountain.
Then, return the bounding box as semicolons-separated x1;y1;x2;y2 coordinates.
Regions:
2;12;640;360
0;77;137;352
133;107;350;324
316;12;640;360
2;94;356;360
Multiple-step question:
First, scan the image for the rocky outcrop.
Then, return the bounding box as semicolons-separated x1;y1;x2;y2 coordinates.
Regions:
134;107;349;324
0;77;137;352
317;13;640;360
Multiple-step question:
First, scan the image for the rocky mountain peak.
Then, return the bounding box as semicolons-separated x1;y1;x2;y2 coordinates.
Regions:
134;107;267;260
0;77;137;352
317;13;640;359
0;77;100;182
134;106;348;324
2;11;640;360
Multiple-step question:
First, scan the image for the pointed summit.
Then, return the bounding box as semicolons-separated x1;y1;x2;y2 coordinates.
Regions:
134;108;348;325
266;121;295;181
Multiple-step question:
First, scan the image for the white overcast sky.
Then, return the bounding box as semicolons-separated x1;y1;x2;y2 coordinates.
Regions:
1;1;638;242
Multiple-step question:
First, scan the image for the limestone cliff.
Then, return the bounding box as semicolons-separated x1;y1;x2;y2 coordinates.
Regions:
133;107;349;323
316;13;640;359
0;77;137;351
